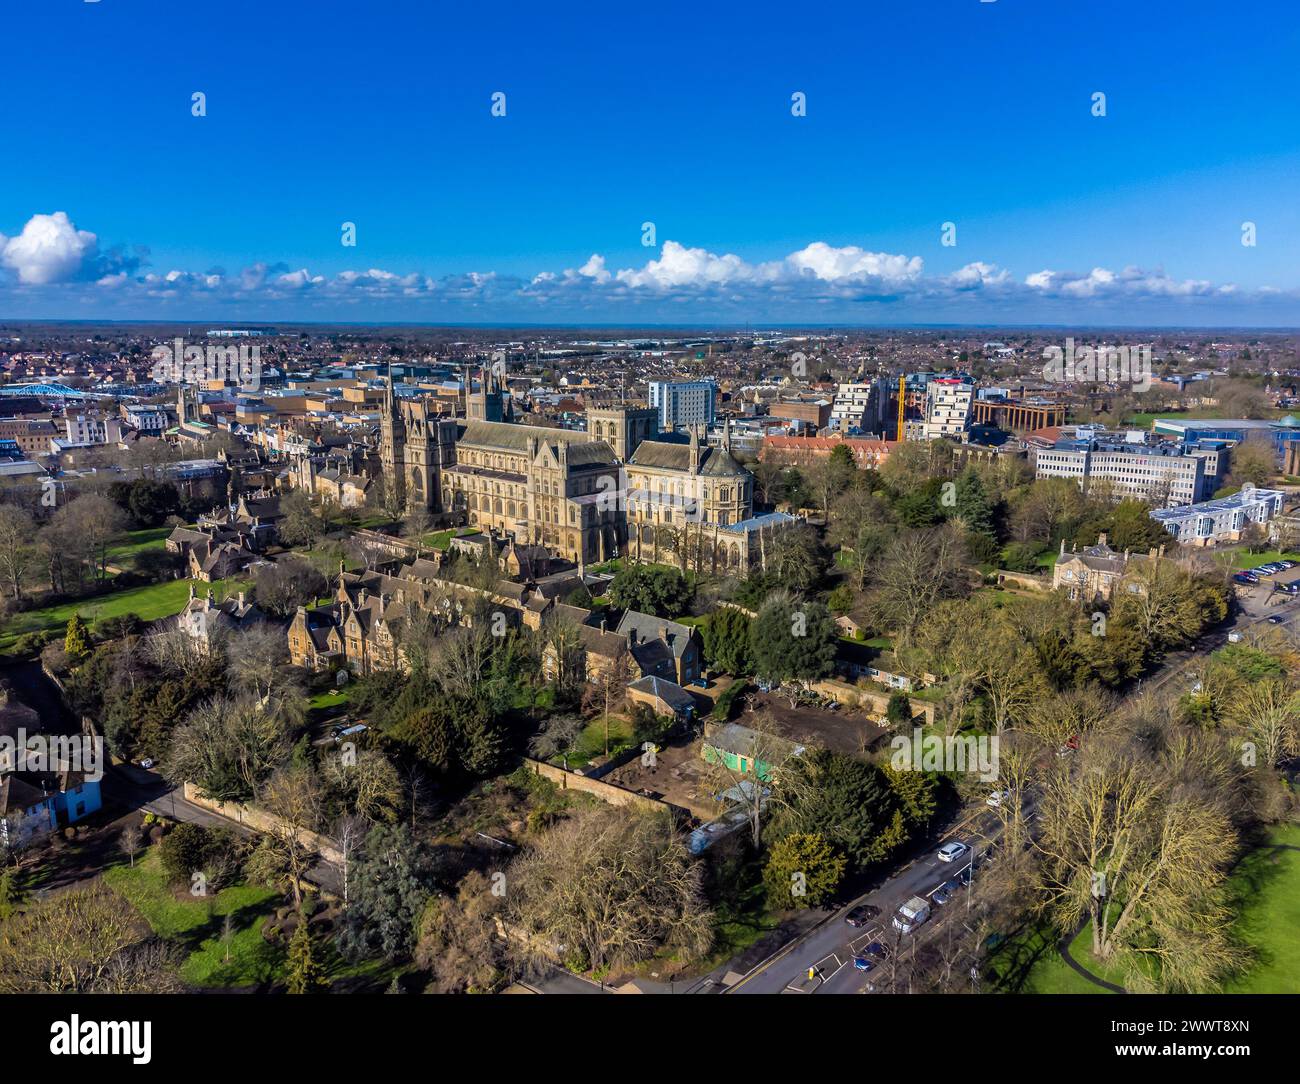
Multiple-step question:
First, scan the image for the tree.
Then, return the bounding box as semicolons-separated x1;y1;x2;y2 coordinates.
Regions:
763;832;846;909
64;614;90;659
0;882;147;993
954;465;995;540
253;557;328;619
505;806;711;974
119;825;143;869
775;750;907;869
607;565;691;617
1226;678;1300;769
415;870;505;993
321;747;403;824
870;526;970;647
277;489;325;548
699;606;753;675
165;695;289;804
885;691;913;727
338;823;435;962
1033;736;1245;991
749;595;837;700
253;765;323;908
286;913;329;993
0;505;36;601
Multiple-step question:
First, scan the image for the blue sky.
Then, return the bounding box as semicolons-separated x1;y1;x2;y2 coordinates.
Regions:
1;0;1298;324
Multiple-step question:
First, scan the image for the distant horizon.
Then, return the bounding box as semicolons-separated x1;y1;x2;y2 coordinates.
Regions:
4;1;1299;325
4;318;1300;336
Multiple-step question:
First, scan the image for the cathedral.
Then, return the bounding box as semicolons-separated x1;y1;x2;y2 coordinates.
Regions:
377;368;797;571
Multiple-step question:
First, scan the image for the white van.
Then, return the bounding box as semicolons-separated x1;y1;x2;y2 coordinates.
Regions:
892;896;931;934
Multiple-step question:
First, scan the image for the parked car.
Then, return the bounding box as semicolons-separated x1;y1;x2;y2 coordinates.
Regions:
139;758;155;770
937;841;970;863
986;789;1011;807
957;867;973;887
1269;614;1286;624
932;880;958;906
864;941;890;960
853;955;875;972
845;904;881;927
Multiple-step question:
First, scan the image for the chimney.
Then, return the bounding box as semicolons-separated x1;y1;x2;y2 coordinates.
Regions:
238;591;246;606
1097;532;1108;548
1149;547;1158;560
600;617;607;632
659;624;669;644
1059;539;1065;556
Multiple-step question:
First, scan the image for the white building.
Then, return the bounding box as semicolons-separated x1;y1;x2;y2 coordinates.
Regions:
649;379;717;430
922;379;973;440
830;382;875;430
1149;484;1285;546
1034;440;1210;507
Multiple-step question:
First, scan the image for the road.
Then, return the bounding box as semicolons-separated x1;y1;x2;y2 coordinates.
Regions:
722;580;1298;995
102;763;344;896
726;806;1003;995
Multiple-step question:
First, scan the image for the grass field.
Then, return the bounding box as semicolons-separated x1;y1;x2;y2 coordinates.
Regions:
104;848;285;988
989;823;1300;994
104;846;394;989
106;526;172;562
1233;549;1300;570
1224;823;1300;993
0;575;245;652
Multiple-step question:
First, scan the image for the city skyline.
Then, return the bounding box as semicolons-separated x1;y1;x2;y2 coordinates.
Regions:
2;0;1298;325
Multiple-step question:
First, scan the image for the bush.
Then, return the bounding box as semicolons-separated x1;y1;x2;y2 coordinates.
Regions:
158;823;245;890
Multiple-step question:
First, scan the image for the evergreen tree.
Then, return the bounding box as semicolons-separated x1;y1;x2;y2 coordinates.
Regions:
954;467;995;538
64;614;90;659
286;912;329;994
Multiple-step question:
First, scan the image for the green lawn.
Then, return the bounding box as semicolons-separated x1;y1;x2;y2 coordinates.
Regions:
104;848;285;988
104;846;395;989
424;528;476;551
985;922;1113;994
106;526;171;562
1224;823;1300;993
0;576;246;653
563;714;635;765
989;823;1300;994
1233;549;1300;570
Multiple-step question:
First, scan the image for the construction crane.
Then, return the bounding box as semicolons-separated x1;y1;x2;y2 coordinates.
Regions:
897;373;906;441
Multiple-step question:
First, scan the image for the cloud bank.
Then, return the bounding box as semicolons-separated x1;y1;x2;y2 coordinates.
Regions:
0;212;1286;323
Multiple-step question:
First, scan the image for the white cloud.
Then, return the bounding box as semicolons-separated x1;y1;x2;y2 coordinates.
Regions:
0;211;98;284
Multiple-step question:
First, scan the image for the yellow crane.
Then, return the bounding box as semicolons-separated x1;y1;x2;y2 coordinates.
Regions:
897;373;906;440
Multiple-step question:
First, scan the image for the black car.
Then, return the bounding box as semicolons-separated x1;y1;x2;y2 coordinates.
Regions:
845;904;882;927
957;867;973;887
864;941;890;961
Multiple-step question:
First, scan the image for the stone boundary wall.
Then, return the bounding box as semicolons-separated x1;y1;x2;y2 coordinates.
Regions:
181;781;344;865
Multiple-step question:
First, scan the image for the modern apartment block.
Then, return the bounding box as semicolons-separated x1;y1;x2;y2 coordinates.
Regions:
1149;484;1285;546
922;379;974;440
1033;439;1210;507
648;379;717;430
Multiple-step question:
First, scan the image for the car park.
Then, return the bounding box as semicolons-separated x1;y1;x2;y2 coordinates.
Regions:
845;904;881;927
937;841;970;863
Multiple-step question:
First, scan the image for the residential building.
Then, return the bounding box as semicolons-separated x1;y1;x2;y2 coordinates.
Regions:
1149;484;1285;546
922;379;974;440
1052;533;1160;602
649;379;717;430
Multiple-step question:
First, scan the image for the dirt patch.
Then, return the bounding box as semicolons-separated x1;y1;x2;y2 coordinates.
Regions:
742;691;891;758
